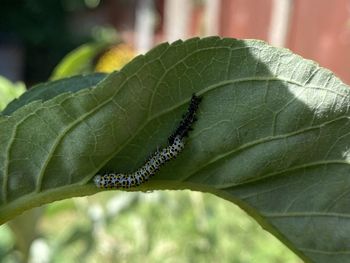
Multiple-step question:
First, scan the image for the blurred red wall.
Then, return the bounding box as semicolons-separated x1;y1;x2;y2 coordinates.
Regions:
288;0;350;83
219;0;272;40
80;0;350;84
216;0;350;84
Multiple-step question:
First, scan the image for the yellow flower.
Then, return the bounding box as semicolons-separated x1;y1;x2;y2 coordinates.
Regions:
95;44;135;73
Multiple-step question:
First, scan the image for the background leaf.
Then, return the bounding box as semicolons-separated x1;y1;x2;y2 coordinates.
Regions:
50;43;108;81
0;76;26;111
1;37;350;262
1;73;107;116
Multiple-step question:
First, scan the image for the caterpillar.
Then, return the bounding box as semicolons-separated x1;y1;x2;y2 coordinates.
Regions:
93;94;201;189
168;95;201;144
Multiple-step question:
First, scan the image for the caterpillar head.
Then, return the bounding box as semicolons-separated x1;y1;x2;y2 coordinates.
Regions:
93;175;104;188
93;173;125;188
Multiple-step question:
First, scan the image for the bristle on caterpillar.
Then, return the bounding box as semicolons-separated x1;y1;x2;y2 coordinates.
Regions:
93;94;201;189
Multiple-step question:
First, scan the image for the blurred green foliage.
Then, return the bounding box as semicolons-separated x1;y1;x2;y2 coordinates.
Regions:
0;191;302;263
50;25;120;80
50;43;109;80
0;76;26;111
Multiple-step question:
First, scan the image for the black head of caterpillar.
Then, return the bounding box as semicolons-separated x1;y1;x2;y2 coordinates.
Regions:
168;94;202;144
93;94;201;189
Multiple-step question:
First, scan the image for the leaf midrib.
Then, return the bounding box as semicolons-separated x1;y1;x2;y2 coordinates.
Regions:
263;211;350;218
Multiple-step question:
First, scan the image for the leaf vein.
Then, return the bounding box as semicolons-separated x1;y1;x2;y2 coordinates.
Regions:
186;115;350;184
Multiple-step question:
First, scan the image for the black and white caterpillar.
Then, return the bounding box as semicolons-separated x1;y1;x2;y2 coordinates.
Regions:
93;94;201;189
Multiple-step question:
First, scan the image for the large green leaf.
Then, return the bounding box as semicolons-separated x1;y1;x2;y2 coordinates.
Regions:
1;37;350;262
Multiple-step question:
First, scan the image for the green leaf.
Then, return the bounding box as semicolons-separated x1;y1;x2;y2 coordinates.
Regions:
0;76;26;111
50;43;108;80
1;73;107;116
1;37;350;262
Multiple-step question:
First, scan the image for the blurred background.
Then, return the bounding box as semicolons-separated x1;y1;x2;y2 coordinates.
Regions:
1;0;348;262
